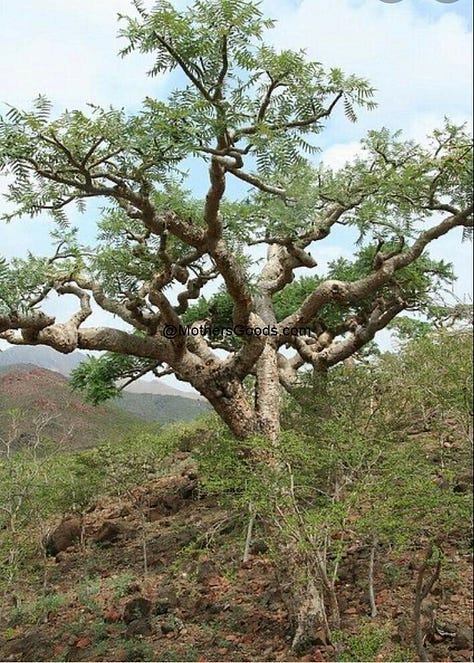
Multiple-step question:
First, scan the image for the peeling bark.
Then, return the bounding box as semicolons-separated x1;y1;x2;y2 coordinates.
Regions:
291;578;330;653
255;343;281;443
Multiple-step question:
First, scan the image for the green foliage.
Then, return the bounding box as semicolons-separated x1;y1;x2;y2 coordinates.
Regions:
70;354;145;404
0;421;199;591
103;573;138;600
281;329;472;551
183;243;454;342
10;592;68;626
192;330;472;566
337;621;390;661
121;638;154;662
0;0;470;414
118;0;374;166
0;5;472;652
0;230;83;315
389;316;433;342
375;330;472;438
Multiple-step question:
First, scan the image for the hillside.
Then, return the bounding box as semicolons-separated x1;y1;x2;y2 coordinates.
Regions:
0;345;202;399
0;345;85;376
118;392;209;424
0;333;472;662
124;380;202;401
0;437;471;663
0;366;208;452
0;366;146;452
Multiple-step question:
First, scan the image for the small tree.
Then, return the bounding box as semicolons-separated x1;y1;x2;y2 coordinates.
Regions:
0;0;472;647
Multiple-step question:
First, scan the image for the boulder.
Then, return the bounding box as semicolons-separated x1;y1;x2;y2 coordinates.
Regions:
93;520;128;545
44;518;81;556
154;586;178;615
2;630;50;661
454;625;473;650
123;597;153;624
126;618;152;637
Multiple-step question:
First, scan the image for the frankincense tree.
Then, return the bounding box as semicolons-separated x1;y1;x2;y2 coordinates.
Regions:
0;0;472;647
0;0;471;441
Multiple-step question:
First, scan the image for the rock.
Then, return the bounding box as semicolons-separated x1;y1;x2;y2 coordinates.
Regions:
160;622;174;635
142;476;197;516
154;587;178;615
250;539;268;555
126;581;142;594
454;625;473;650
292;631;328;656
147;507;163;522
453;472;473;494
103;607;121;623
93;520;127;545
2;630;50;661
146;528;198;559
177;478;197;500
145;493;182;514
197;559;215;583
126;618;152;637
123;597;153;624
44;518;81;556
160;620;177;635
204;600;223;615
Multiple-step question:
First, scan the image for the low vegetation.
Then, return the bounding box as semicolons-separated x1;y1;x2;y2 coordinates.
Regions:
0;329;471;661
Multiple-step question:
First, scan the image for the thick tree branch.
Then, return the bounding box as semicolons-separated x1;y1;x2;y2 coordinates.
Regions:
204;157;226;239
77;326;170;359
210;240;254;326
283;207;473;329
55;284;93;327
74;276;153;332
316;302;405;369
0;311;55;335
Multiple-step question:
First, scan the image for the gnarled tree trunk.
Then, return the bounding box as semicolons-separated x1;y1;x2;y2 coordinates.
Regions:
255;342;281;443
291;578;330;653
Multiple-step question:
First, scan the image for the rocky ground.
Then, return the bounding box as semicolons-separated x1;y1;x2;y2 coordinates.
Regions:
1;452;472;662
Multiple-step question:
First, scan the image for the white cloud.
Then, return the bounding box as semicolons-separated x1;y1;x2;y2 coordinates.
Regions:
320;141;364;169
263;0;472;141
0;0;160;111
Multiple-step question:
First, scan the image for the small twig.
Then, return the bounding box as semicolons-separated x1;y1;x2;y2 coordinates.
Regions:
242;501;255;563
369;534;378;618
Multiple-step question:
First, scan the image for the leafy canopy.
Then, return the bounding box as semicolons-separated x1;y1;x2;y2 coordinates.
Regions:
0;0;471;427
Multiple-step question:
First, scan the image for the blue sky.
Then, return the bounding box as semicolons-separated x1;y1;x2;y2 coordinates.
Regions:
0;0;472;373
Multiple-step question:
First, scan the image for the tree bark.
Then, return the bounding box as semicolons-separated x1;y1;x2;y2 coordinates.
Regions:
197;376;259;439
291;577;330;653
255;342;281;443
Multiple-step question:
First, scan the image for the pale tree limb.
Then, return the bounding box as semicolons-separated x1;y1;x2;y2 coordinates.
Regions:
283;206;473;330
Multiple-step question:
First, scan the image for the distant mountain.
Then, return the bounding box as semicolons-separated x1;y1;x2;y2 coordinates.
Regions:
0;345;202;399
124;380;202;400
0;364;209;453
118;392;208;424
0;345;85;375
0;366;144;453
